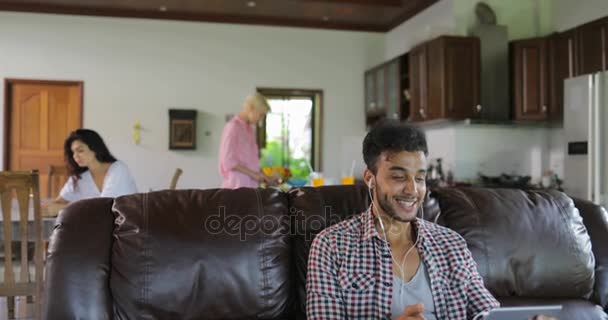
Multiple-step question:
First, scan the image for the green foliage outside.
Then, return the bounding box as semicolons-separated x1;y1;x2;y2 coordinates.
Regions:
260;140;310;180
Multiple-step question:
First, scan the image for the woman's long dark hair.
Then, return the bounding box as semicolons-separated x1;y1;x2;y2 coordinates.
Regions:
64;129;116;184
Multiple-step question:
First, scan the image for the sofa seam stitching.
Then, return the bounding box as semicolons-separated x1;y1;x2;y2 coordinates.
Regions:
143;192;149;308
255;188;269;314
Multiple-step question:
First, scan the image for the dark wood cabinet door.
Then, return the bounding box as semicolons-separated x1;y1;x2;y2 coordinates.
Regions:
443;37;480;119
577;17;608;75
409;44;428;121
386;59;401;120
549;30;578;121
375;67;386;111
512;38;549;120
427;38;443;120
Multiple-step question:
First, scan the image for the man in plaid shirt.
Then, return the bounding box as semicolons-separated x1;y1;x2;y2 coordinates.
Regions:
306;122;556;320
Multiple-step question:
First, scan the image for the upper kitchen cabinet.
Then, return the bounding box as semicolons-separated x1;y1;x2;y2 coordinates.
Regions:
408;43;428;121
511;37;550;121
577;17;608;75
364;67;384;112
364;35;479;126
364;65;385;127
386;58;407;121
409;36;481;122
549;29;578;121
364;55;408;127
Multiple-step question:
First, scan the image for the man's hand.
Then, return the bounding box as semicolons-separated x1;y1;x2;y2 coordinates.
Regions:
395;303;425;320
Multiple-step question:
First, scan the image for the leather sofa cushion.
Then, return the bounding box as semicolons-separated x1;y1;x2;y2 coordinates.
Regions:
111;188;291;320
433;188;595;299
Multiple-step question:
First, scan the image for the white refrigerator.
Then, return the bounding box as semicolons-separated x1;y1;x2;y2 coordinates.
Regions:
563;72;608;208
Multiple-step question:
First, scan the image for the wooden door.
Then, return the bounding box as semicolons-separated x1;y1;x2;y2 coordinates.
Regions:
511;38;549;121
549;30;578;121
6;80;83;198
409;43;428;121
577;17;608;75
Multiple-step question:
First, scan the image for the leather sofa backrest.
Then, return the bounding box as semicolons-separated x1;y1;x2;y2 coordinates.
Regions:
433;187;595;299
110;188;291;320
44;186;605;320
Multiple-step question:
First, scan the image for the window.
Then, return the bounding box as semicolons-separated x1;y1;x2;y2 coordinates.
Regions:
257;89;322;182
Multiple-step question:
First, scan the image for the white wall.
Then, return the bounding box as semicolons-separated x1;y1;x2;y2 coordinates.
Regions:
553;0;608;31
418;125;552;183
424;127;457;173
548;128;565;178
453;126;551;181
385;0;456;60
0;12;386;191
385;0;555;61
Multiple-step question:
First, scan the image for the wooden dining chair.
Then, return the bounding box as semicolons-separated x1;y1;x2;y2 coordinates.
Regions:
169;168;183;190
0;170;44;319
47;165;69;199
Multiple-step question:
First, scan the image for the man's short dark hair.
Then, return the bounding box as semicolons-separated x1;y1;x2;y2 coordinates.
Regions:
363;120;428;174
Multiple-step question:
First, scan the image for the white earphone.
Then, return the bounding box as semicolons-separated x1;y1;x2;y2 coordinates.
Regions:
367;175;422;281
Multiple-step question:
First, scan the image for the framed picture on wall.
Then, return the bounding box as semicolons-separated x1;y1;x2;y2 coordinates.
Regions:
169;109;197;150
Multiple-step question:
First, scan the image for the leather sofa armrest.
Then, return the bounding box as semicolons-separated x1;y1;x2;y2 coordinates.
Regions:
43;198;115;320
574;197;608;311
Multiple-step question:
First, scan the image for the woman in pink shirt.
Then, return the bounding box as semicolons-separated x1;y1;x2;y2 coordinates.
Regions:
219;93;277;189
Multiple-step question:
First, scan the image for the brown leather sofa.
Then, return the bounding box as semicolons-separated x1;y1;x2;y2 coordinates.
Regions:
43;186;608;319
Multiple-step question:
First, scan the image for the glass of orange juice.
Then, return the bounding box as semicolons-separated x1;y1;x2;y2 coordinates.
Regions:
311;172;324;187
341;176;355;185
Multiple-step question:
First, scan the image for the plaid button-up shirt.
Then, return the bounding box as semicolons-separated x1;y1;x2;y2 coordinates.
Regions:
306;208;499;319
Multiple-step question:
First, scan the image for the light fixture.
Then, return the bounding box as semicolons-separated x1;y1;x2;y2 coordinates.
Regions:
159;6;167;12
247;1;256;8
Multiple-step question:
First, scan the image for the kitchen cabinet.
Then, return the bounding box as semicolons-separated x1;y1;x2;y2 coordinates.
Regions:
549;29;578;121
364;56;408;127
511;37;549;121
409;36;480;121
577;17;608;75
364;36;480;126
408;43;428;121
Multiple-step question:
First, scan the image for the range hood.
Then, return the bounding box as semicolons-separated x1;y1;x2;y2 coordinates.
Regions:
470;24;510;121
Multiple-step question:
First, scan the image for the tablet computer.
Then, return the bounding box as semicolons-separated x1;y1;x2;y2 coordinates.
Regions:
486;305;562;320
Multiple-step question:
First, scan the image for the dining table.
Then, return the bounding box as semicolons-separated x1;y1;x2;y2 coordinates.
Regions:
0;197;60;242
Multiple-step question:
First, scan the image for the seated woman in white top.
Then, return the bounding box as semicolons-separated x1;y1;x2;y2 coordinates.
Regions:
49;129;138;210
